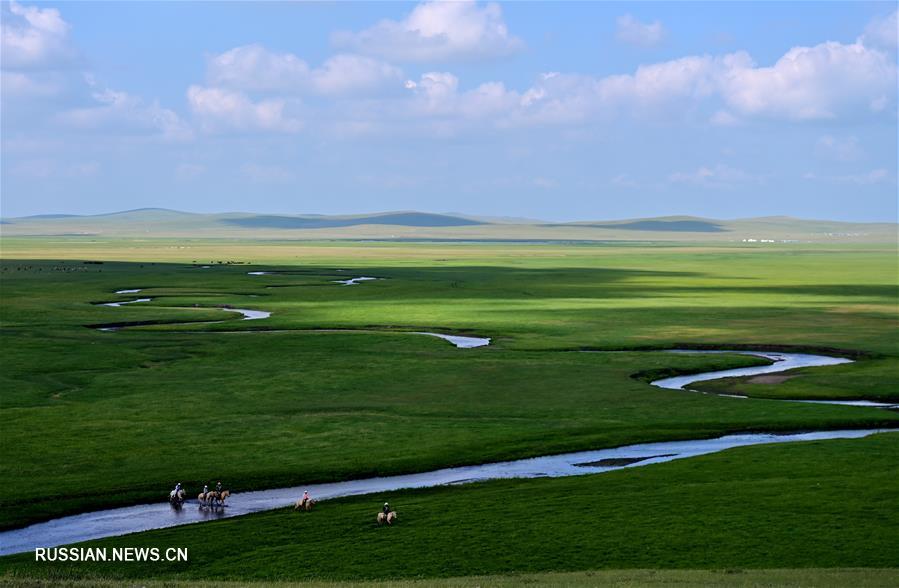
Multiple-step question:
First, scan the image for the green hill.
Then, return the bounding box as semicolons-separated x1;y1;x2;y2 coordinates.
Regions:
0;209;894;243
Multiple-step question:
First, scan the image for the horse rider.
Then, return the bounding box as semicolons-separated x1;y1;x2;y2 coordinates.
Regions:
301;490;312;508
203;484;209;496
170;483;182;499
215;481;223;494
382;502;391;516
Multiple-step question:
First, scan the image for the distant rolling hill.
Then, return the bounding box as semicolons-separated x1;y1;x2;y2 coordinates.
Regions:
546;219;727;232
0;209;895;243
221;212;484;229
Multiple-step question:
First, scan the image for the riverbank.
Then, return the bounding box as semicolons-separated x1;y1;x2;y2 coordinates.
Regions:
2;433;896;580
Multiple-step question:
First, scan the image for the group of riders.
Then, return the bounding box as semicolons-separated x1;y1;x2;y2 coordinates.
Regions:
170;485;396;523
169;481;227;507
297;491;395;524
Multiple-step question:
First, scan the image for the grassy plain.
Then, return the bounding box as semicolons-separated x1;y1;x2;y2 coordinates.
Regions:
2;435;897;581
1;237;897;581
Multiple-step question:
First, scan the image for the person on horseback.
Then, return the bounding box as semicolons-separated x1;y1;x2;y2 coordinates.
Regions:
382;502;391;516
170;483;182;500
215;481;223;494
301;490;311;508
203;484;209;496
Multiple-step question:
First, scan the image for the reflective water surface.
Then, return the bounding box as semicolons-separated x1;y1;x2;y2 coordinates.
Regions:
0;428;888;555
654;350;898;408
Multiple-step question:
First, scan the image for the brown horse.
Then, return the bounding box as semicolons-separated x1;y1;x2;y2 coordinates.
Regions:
217;490;230;505
295;497;315;511
377;511;397;525
198;491;218;506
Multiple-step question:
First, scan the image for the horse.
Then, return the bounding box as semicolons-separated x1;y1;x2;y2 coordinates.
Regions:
216;490;230;506
295;497;315;512
198;491;218;506
169;490;185;507
377;511;397;525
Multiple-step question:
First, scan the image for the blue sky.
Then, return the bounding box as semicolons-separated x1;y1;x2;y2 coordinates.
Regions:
1;1;896;221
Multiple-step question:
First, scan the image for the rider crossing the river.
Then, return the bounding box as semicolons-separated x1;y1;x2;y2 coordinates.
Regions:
170;483;182;499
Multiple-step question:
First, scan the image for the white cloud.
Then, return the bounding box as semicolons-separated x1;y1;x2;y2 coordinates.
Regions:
375;34;894;135
422;38;896;129
719;41;896;120
404;71;518;120
616;14;665;47
1;1;73;69
332;0;523;62
804;168;891;185
187;85;302;133
206;45;403;96
859;10;897;51
207;44;310;93
815;135;863;162
175;11;897;138
240;163;295;182
2;4;189;143
514;41;895;124
311;54;403;95
493;55;728;126
58;81;192;141
668;164;760;188
0;70;63;97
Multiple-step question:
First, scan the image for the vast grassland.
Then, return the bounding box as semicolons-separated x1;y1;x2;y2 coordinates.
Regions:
1;237;897;582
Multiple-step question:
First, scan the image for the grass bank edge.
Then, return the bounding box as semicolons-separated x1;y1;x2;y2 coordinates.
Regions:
3;568;899;588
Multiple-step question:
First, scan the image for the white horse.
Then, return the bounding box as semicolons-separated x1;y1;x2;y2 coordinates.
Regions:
377;511;397;525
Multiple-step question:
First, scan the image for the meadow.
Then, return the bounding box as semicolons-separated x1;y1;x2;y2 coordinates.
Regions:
0;237;897;583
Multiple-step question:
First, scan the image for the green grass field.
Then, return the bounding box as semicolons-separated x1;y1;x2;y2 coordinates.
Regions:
1;238;897;583
4;569;899;588
2;435;897;581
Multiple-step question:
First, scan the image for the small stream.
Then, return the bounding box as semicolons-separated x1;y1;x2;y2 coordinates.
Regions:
656;350;899;409
333;276;379;286
93;288;486;347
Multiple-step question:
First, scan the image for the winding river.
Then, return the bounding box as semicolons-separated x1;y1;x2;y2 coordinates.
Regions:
656;350;899;409
333;276;379;286
92;285;488;347
4;284;891;556
0;425;887;556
